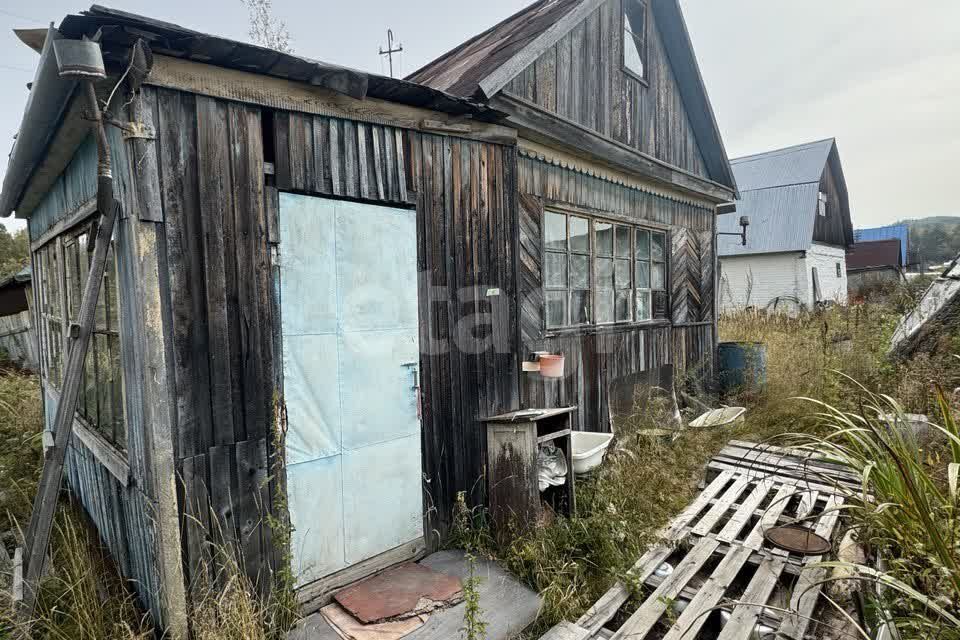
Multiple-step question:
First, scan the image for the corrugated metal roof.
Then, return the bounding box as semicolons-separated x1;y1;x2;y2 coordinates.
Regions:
730;138;834;192
719;138;844;257
717;183;820;256
847;239;902;271
854;224;909;262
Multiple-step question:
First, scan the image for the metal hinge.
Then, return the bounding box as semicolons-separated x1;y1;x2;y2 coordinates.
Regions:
121;122;156;140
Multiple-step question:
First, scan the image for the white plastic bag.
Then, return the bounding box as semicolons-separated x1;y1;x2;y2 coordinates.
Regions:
537;444;568;492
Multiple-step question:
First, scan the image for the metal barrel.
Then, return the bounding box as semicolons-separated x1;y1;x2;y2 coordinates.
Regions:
717;342;767;393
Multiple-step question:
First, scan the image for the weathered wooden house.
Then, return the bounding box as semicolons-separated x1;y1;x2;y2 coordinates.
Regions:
2;0;735;634
717;138;854;314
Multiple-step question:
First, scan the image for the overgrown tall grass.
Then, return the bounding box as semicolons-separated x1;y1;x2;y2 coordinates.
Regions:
0;364;296;639
779;380;960;638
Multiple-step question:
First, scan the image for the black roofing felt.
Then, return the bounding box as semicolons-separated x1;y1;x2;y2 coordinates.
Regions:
60;5;500;119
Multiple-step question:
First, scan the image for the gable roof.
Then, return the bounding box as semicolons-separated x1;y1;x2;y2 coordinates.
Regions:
719;138;848;257
847;239;903;271
729;138;835;191
408;0;737;191
406;0;592;99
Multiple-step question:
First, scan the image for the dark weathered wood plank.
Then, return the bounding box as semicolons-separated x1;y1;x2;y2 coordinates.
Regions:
196;96;237;448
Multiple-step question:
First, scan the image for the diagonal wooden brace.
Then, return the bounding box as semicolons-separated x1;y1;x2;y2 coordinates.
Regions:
17;203;119;622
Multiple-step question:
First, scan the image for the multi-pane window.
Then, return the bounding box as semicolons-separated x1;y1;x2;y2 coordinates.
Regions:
623;0;648;81
36;243;64;385
818;191;828;217
544;211;667;328
34;228;125;450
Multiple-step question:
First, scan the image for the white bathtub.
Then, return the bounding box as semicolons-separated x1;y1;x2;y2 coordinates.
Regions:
570;431;614;475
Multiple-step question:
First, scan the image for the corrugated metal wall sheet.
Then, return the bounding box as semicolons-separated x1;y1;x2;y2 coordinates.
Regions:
854;224;909;262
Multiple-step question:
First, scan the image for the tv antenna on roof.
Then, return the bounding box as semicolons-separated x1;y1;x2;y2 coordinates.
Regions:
379;29;403;78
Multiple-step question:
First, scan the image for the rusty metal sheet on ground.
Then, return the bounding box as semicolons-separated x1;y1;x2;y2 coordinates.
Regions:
334;562;463;624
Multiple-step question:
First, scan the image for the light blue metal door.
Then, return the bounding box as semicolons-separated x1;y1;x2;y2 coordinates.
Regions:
278;193;422;586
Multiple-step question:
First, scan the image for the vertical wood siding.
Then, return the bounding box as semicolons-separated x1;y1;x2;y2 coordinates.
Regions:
272;112;520;537
517;155;715;431
813;148;853;248
28;119;165;625
405;133;519;540
152;88;278;596
504;0;708;179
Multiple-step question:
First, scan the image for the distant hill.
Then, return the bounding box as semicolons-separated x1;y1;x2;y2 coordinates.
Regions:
893;217;960;268
899;216;960;228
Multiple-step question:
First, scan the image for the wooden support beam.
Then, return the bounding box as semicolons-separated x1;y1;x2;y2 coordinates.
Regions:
19;200;119;619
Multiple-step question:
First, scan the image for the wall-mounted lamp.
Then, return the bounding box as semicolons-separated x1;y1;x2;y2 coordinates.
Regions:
717;202;750;247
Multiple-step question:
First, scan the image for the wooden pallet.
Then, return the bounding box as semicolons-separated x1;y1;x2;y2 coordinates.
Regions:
542;441;851;640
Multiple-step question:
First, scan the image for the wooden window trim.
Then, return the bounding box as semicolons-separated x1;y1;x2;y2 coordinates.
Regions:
33;223;127;456
543;209;668;330
45;385;130;486
621;0;650;87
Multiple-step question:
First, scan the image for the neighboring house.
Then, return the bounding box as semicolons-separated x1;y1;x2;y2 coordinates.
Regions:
0;265;38;370
854;224;909;266
2;0;735;633
847;239;905;296
717;139;854;314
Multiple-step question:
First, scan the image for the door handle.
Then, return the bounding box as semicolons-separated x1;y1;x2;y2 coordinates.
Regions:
402;362;421;420
401;361;420;389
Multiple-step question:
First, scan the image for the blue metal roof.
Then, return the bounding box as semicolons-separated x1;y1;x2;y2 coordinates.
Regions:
719;139;836;257
854;224;908;262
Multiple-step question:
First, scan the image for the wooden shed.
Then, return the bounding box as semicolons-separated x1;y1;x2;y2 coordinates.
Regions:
0;266;38;370
2;0;736;635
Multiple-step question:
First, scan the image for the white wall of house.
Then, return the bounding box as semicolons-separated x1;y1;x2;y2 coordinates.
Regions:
804;243;848;305
719;252;808;314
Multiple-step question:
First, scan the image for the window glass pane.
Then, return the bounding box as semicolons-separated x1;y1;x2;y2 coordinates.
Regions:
635;261;650;289
571;290;591;325
545;252;567;288
544;212;567;251
652;262;665;290
615;291;632;322
570;254;590;289
615;259;631;289
96;334;112;440
106;252;118;331
636;229;650;260
624;0;645;36
616;226;631;257
595;290;614;324
623;27;645;78
597;258;614;289
651;232;665;261
596;222;613;257
570;217;590;253
636;290;651;320
110;335;125;449
546;291;567;328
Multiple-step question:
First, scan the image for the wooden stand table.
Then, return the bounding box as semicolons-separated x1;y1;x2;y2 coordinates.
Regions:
481;407;577;539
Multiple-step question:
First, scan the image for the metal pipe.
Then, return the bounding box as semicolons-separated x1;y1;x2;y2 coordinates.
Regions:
84;80;113;218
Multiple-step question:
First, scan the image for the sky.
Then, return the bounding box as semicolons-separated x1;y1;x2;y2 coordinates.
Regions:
0;1;958;233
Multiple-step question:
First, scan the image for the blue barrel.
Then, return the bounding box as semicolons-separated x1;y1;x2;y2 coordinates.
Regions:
718;342;767;394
